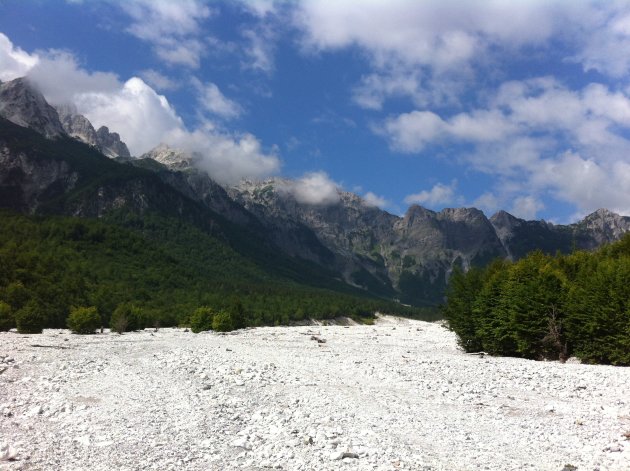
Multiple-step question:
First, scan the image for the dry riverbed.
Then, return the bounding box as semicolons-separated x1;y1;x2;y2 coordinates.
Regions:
1;316;629;471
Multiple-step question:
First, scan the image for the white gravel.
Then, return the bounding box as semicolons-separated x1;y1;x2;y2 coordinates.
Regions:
1;315;629;471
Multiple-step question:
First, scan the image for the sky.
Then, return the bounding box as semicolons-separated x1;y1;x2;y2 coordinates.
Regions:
2;1;630;222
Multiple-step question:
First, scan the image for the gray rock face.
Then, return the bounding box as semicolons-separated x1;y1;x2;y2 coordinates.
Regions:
142;144;196;170
0;143;78;214
490;208;630;259
0;78;65;138
138;145;258;226
95;126;131;159
228;180;508;301
56;105;131;159
575;208;630;248
56;104;99;147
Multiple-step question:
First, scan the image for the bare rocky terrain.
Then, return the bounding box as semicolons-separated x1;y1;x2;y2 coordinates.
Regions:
1;316;629;471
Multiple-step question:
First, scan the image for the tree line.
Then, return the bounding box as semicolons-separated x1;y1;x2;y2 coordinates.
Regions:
0;211;435;334
442;234;630;366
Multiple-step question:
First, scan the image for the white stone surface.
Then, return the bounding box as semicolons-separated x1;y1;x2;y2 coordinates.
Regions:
0;316;629;470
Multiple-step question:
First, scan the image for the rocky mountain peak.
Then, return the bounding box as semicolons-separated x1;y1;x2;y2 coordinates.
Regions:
141;144;198;170
577;208;630;245
56;104;99;147
0;77;65;138
96;126;131;159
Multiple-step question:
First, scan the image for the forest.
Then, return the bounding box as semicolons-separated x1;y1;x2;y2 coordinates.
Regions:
442;235;630;366
0;210;436;334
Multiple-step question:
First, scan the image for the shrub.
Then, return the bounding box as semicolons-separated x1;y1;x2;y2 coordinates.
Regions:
190;306;215;333
67;306;101;334
110;303;146;333
15;300;44;334
228;298;246;330
212;310;234;332
0;301;15;331
110;309;128;334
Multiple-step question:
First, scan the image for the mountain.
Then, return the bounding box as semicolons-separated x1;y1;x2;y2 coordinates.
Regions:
227;180;510;304
2;76;630;309
0;77;65;138
56;104;131;158
0;77;130;158
490;208;630;259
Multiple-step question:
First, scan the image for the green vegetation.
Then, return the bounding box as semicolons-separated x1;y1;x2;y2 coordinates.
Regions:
189;306;215;333
0;210;430;333
0;301;14;331
443;235;630;365
67;306;101;334
15;300;44;334
211;311;234;332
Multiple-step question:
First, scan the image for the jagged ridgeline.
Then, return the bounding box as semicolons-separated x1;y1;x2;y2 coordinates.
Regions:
442;237;630;366
0;116;427;329
2;76;630;329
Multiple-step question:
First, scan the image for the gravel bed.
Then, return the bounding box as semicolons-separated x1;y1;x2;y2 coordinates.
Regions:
1;316;629;470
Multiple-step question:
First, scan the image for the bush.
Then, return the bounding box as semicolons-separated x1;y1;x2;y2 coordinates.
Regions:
228;298;246;330
0;301;15;331
110;303;148;333
67;306;100;334
212;310;234;332
15;300;44;334
190;306;215;333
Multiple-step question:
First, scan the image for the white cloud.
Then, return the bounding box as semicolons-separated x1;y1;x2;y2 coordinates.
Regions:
363;191;390;209
73;77;183;156
0;33;39;81
381;111;446;152
118;0;213;68
166;124;280;184
381;73;630;216
0;33;279;184
571;6;630;78
280;171;340;205
192;78;243;120
473;192;501;215
242;26;276;74
510;195;545;220
139;69;180;91
404;181;458;207
27;50;120;105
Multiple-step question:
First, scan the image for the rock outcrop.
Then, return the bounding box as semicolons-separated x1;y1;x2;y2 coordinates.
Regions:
0;78;65;138
95;126;131;158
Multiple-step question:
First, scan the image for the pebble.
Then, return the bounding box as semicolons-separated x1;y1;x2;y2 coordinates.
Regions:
0;318;628;471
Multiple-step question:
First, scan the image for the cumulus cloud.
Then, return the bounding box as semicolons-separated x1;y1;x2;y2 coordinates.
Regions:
27;50;121;105
380;111;446;153
404;181;459;207
192;78;243;120
73;77;184;155
510;196;545;220
1;33;279;184
382;75;630;216
0;33;38;81
165;124;280;184
118;0;213;68
363;192;391;209
279;171;340;205
139;69;180;91
473;192;501;216
242;26;277;74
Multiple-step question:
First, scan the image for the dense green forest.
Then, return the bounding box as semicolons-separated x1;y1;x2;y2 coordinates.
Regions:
0;210;435;333
442;235;630;366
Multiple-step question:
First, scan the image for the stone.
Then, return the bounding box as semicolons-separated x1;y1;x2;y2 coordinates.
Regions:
329;451;345;461
0;443;17;461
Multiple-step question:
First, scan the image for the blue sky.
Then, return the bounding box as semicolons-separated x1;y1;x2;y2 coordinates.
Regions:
2;1;630;222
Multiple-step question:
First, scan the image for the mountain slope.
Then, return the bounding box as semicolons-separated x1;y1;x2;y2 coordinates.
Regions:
0;78;64;138
0;117;429;329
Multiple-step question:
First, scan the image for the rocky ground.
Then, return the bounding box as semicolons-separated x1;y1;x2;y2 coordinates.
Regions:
1;316;629;471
